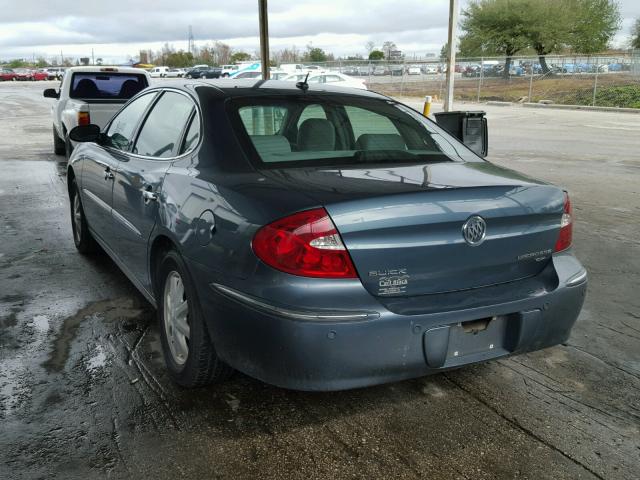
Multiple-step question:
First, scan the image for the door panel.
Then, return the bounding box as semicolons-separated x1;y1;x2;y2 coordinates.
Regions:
110;91;196;290
80;148;123;243
111;159;170;289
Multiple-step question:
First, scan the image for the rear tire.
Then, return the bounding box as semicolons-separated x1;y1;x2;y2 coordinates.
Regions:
69;178;98;254
53;126;65;155
157;250;233;388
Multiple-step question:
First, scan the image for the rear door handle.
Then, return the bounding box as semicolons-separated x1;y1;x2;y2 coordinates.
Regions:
104;167;114;180
141;189;158;203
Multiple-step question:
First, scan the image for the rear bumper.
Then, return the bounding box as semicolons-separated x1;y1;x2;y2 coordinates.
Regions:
190;254;587;391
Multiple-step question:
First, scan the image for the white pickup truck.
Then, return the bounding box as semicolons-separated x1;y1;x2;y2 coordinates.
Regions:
43;66;151;157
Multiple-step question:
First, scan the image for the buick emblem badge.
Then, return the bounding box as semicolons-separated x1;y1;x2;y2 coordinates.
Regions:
462;215;487;246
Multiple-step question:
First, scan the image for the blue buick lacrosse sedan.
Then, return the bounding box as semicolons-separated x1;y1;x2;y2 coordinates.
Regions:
65;79;587;390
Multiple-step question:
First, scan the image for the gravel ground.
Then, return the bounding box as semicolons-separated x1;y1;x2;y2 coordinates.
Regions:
1;81;639;480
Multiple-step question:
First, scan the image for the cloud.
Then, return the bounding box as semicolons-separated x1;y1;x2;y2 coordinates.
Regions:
0;0;638;60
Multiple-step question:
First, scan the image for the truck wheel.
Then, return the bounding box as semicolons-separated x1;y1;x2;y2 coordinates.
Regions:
53;126;65;155
157;250;233;387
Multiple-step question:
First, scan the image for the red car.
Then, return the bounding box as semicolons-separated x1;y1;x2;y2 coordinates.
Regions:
0;68;17;81
14;68;35;81
32;70;49;81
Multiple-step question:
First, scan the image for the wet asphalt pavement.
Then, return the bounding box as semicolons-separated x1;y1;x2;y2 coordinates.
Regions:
1;81;639;479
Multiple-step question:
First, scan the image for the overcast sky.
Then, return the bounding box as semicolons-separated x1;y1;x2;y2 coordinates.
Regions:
0;0;639;62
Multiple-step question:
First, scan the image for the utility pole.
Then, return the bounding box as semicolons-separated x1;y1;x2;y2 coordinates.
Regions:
444;0;459;112
188;25;194;56
258;0;270;80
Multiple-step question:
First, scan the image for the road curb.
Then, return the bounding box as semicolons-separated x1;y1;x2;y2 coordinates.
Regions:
486;101;514;106
522;102;640;114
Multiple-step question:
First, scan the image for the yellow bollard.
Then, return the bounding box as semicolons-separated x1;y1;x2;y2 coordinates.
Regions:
422;95;432;117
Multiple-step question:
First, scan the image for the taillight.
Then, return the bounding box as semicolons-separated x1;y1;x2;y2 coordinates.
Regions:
78;111;90;126
252;208;357;278
554;192;573;252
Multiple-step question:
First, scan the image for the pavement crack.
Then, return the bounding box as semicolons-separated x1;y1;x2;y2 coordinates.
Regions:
443;373;606;480
565;343;640;383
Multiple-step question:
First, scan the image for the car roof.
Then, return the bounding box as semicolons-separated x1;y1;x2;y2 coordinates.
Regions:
145;79;386;100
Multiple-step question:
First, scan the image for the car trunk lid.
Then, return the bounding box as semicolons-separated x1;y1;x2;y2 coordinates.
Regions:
260;162;564;297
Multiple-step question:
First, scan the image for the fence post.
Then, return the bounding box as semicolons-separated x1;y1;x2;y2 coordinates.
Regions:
528;61;534;102
400;59;406;96
477;57;483;102
592;69;598;106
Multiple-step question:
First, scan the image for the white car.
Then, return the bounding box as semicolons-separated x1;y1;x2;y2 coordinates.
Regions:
221;65;240;77
282;72;367;90
422;64;439;74
149;66;171;78
407;65;422;75
165;68;183;78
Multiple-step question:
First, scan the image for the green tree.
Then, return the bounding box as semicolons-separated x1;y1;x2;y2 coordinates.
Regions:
305;47;327;62
35;57;49;68
569;0;620;54
633;18;640;49
230;51;251;63
7;59;28;68
462;0;620;75
460;0;529;77
368;50;384;60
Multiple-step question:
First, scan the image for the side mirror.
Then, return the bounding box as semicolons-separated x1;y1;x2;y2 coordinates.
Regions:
43;88;59;99
434;111;488;157
69;124;101;143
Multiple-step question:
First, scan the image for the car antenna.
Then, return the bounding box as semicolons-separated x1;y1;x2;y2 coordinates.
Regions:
295;72;310;92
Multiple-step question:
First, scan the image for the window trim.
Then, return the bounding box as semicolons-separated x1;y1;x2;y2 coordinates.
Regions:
104;87;203;162
103;91;159;154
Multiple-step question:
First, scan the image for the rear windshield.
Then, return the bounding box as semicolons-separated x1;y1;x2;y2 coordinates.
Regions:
70;73;148;100
228;95;479;168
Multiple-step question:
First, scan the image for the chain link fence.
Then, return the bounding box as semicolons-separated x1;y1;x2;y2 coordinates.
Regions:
311;52;640;109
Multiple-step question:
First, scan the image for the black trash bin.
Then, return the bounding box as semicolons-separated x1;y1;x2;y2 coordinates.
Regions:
434;111;488;157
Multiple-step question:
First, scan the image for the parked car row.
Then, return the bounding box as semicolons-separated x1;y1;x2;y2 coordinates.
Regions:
0;67;55;81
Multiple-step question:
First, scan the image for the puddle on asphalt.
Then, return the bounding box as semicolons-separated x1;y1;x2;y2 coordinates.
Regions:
85;344;108;375
42;297;149;373
31;314;50;333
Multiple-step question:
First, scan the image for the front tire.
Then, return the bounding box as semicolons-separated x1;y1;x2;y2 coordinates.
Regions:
157;250;233;388
69;178;98;254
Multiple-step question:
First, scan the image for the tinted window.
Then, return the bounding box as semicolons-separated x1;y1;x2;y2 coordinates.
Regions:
231;96;478;167
105;93;156;151
345;106;401;141
70;73;148;99
239;106;287;136
180;114;200;154
134;92;194;158
297;104;326;127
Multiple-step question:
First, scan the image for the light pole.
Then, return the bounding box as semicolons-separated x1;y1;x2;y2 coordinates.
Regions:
259;0;270;80
444;0;459;112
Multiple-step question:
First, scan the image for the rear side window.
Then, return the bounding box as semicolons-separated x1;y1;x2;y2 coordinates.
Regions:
133;92;195;158
70;73;148;100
